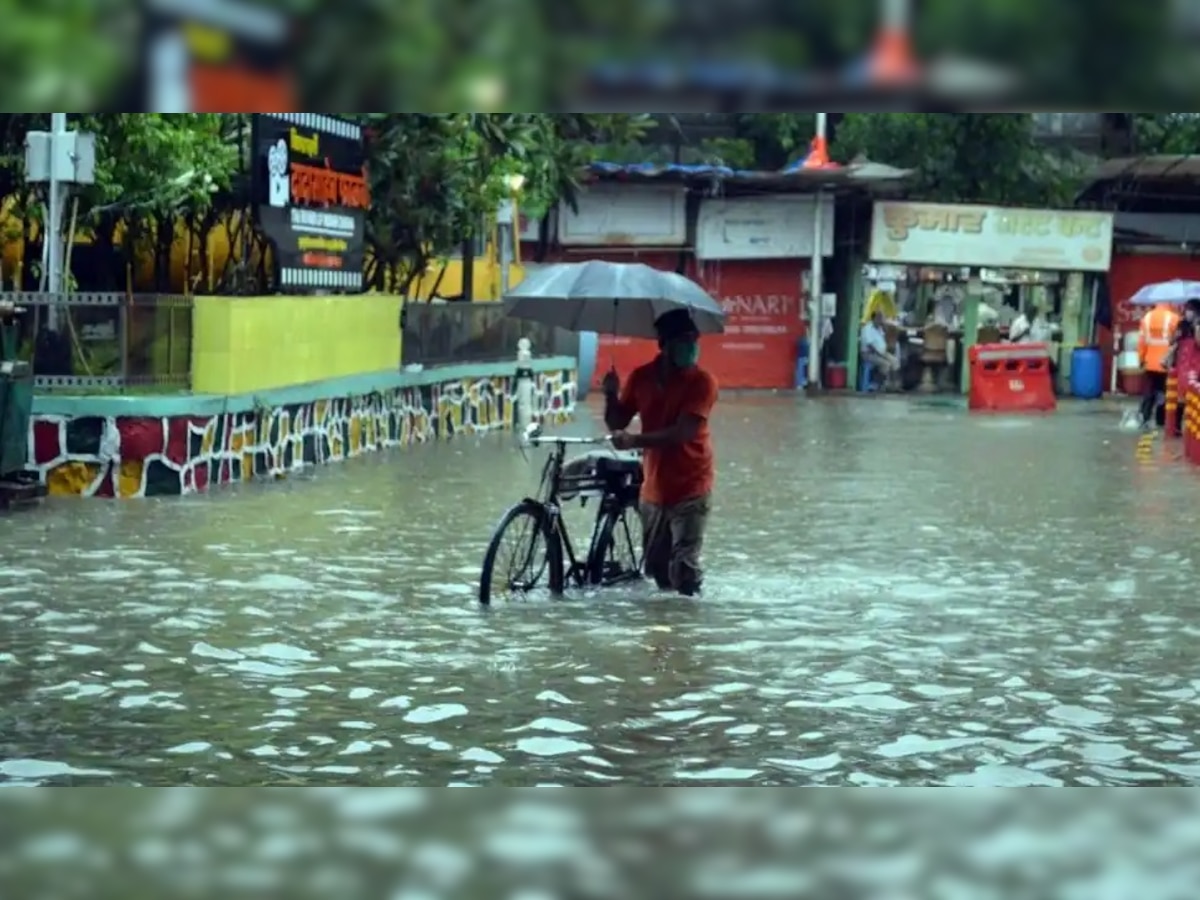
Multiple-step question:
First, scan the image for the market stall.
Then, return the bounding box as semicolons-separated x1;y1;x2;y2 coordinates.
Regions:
856;201;1115;394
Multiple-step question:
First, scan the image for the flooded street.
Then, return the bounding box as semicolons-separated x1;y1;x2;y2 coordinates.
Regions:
3;394;1200;787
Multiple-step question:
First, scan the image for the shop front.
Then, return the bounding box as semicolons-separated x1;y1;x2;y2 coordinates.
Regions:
593;195;834;391
691;194;833;389
551;184;835;390
1103;214;1200;394
859;201;1115;392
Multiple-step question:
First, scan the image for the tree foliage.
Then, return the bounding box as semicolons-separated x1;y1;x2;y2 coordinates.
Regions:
353;113;651;292
1131;113;1200;154
0;114;240;290
6;111;1197;295
831;113;1089;207
0;112;652;293
826;113;1200;208
0;0;1190;110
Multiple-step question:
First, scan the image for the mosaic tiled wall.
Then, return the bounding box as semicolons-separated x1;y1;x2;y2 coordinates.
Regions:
28;369;576;498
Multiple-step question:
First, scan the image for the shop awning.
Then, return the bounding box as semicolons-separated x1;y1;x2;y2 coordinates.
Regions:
583;157;914;194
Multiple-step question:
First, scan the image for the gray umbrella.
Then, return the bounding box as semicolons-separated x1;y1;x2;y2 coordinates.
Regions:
503;260;726;338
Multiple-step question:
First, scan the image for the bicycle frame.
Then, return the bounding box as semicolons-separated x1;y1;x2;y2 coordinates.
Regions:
525;427;608;586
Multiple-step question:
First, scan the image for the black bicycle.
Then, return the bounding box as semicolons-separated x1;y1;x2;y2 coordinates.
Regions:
479;422;645;605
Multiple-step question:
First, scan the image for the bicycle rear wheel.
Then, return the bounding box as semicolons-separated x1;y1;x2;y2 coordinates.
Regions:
479;501;564;605
587;503;644;587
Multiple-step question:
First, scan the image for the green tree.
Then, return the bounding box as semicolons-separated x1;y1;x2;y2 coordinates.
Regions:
831;113;1083;206
73;114;240;290
1131;113;1200;154
355;113;651;293
0;113;239;290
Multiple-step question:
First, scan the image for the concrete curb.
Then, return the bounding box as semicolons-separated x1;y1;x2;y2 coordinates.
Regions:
32;356;577;418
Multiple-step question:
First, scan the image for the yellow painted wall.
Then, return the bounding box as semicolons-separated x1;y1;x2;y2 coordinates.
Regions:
2;199;524;301
192;294;402;395
405;257;524;303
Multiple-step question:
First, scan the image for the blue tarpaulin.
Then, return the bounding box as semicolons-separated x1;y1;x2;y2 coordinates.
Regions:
584;158;912;190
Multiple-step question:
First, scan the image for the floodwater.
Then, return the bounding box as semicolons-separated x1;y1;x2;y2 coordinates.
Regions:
3;395;1200;788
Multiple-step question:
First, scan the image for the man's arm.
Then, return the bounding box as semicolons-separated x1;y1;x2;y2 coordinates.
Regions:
629;374;717;449
1138;319;1149;368
604;373;636;431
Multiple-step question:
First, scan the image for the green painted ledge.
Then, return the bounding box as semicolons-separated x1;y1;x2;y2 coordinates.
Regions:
32;356;577;419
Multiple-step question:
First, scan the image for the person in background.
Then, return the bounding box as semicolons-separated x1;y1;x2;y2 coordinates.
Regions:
603;309;718;597
860;309;899;386
1009;303;1058;384
1138;300;1182;429
1007;303;1053;343
1169;299;1200;432
931;292;958;328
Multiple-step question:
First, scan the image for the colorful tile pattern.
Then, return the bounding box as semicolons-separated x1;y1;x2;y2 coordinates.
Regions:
28;369;576;498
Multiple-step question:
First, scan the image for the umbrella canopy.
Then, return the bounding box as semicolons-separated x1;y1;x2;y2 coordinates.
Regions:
503;260;726;338
1128;279;1200;307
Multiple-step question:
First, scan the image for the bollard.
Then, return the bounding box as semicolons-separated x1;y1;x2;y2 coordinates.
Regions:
1185;388;1200;465
515;337;535;431
1166;370;1180;438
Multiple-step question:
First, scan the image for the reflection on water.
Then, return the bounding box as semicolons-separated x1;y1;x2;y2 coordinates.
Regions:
2;396;1200;786
5;791;1200;898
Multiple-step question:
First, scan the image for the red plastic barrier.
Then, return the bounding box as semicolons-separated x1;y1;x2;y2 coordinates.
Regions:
968;343;1057;413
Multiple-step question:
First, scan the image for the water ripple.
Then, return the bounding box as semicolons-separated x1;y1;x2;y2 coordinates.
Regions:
1;397;1199;785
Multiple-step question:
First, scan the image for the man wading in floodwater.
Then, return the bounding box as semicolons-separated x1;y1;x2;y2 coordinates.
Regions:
603;309;718;597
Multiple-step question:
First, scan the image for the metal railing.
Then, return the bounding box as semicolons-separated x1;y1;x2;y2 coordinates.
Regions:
402;301;578;367
0;292;192;392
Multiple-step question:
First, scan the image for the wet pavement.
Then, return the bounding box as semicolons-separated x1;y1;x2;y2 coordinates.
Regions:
3;394;1200;786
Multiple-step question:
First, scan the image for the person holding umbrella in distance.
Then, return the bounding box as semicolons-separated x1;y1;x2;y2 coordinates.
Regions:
603;309;718;598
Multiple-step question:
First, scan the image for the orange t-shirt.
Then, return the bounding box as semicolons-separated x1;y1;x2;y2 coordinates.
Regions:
619;360;718;507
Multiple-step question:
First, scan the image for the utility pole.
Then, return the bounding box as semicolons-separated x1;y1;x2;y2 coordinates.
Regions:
807;112;828;392
25;115;95;331
46;114;67;314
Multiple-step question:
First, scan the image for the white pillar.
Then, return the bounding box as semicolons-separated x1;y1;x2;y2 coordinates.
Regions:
807;112;828;391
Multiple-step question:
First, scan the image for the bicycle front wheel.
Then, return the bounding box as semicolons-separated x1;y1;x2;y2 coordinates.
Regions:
479;501;564;605
587;503;644;587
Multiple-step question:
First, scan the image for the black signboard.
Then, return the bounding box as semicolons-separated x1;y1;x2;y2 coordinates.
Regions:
250;112;368;292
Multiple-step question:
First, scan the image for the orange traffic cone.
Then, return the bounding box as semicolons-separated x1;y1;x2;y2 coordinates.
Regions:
801;135;835;169
868;27;919;83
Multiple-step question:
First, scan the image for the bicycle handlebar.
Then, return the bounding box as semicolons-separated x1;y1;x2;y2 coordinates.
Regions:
522;422;609;447
534;436;610;446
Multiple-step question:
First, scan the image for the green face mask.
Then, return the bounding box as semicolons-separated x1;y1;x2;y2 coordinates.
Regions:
670;339;700;368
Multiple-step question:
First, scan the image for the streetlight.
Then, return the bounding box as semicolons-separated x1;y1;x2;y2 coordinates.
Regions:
497;172;526;299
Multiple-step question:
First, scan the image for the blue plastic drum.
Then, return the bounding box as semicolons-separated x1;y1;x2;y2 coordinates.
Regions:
1069;346;1104;399
577;331;599;399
